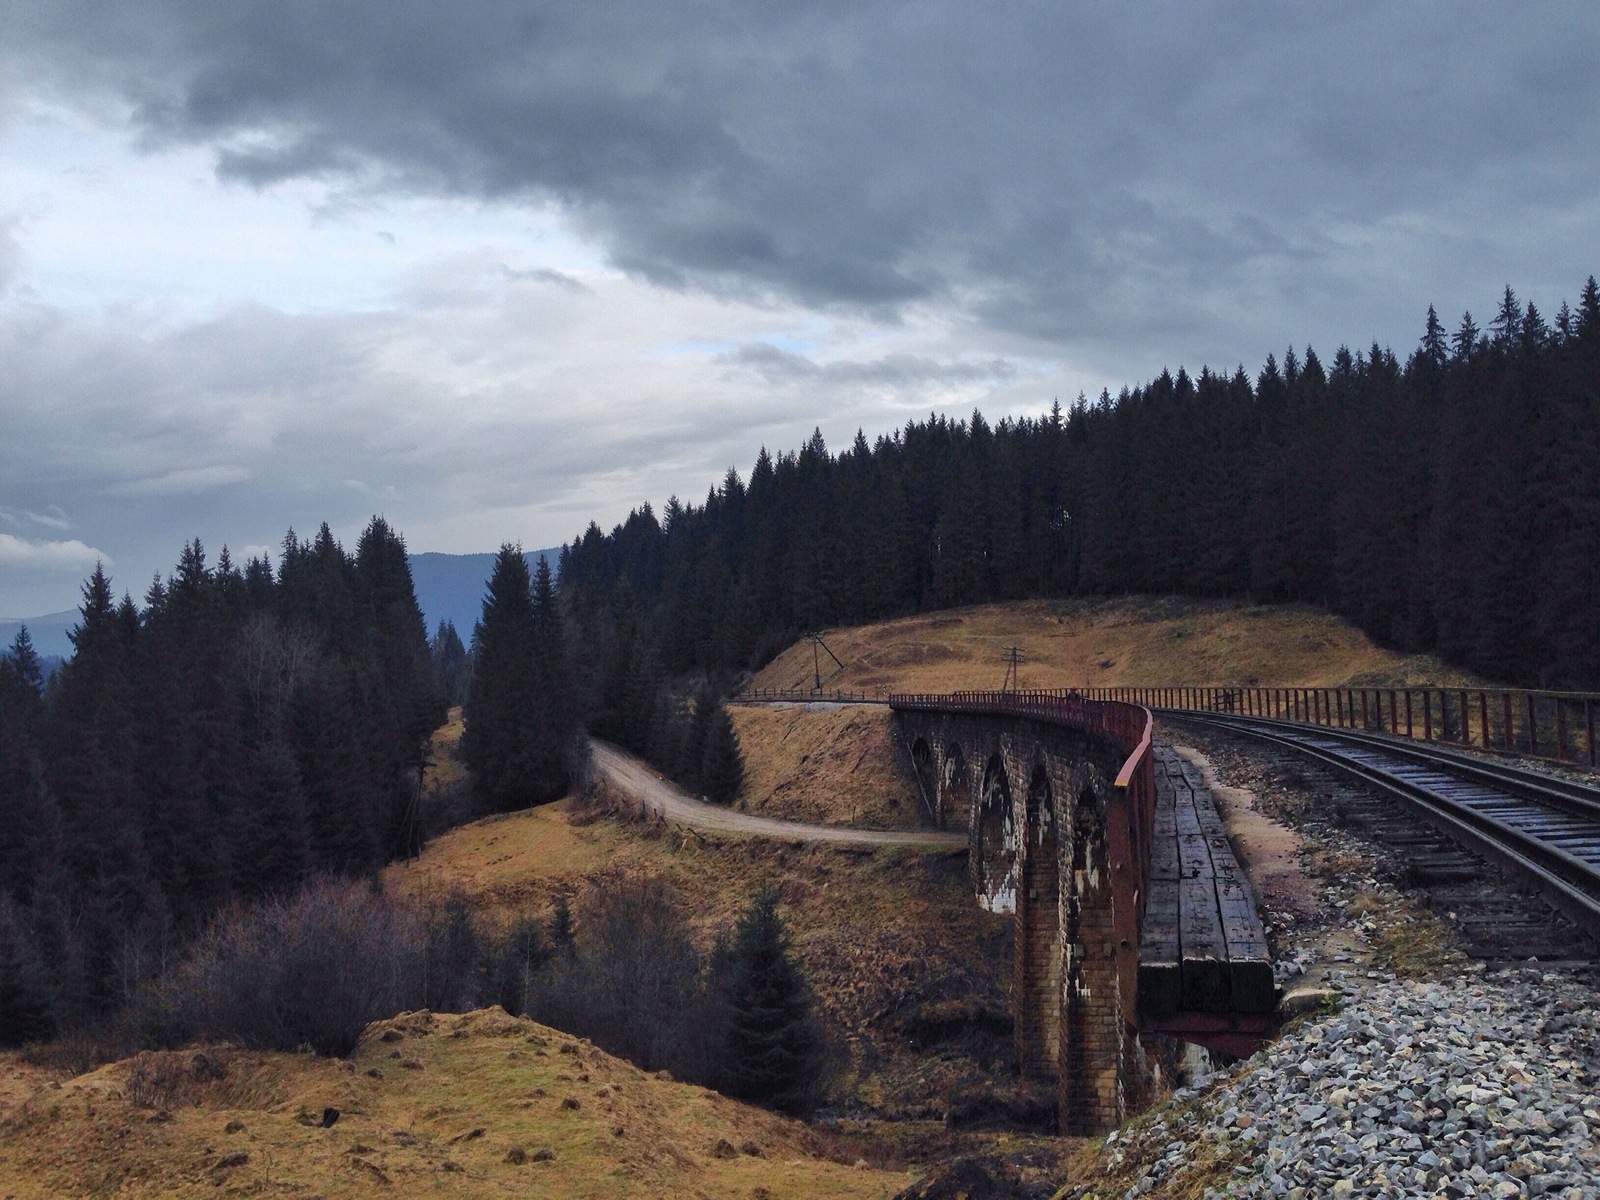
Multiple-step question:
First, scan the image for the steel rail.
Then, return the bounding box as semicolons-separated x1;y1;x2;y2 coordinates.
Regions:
1167;710;1600;939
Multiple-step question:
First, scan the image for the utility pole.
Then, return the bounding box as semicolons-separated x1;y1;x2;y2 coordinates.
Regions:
405;744;434;863
805;632;846;692
1001;645;1025;694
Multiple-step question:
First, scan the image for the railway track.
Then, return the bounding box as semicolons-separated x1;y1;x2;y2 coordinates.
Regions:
1160;710;1600;943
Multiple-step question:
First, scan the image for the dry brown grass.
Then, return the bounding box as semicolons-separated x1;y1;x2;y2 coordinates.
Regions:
1364;902;1465;980
0;1011;908;1199
729;704;919;828
425;706;468;790
753;597;1484;696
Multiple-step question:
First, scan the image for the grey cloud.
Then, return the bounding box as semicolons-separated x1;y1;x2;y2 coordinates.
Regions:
0;219;22;299
108;464;253;497
27;507;73;530
721;343;1015;390
12;3;1597;363
502;265;589;292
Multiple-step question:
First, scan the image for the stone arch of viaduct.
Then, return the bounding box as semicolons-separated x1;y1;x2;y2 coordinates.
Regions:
899;705;1150;1135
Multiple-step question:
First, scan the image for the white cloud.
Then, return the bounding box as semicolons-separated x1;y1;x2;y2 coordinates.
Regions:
0;532;108;571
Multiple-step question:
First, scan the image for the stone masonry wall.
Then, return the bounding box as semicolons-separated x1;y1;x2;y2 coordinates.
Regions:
894;709;1133;1133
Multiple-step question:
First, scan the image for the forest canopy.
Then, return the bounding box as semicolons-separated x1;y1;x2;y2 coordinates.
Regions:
0;519;444;1043
561;278;1600;695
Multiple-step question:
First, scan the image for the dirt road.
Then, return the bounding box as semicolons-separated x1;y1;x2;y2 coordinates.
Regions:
590;740;966;850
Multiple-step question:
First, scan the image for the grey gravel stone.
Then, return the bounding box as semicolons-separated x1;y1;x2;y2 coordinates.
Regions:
1061;969;1600;1200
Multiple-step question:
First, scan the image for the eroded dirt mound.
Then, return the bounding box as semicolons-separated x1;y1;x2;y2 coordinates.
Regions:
0;1010;906;1199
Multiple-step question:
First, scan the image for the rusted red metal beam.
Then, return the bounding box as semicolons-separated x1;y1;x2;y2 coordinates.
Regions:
1141;1010;1277;1058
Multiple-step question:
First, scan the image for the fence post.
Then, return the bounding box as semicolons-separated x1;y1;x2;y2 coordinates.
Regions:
1557;698;1568;763
1527;694;1537;755
1479;692;1489;751
1404;690;1413;739
1423;691;1433;742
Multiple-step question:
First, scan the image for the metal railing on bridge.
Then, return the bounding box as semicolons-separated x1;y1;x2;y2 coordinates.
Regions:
732;686;889;704
1085;685;1600;772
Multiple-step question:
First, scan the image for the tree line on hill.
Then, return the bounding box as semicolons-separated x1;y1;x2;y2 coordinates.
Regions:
558;277;1600;691
0;519;444;1044
464;544;745;810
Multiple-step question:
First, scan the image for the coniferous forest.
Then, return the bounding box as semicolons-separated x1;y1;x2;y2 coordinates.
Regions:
561;279;1600;696
0;519;444;1043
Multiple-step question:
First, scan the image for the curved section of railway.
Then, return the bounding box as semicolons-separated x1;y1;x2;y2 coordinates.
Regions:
1164;711;1600;940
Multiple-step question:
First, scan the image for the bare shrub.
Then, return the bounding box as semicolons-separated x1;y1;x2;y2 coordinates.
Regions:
522;875;724;1081
140;879;434;1057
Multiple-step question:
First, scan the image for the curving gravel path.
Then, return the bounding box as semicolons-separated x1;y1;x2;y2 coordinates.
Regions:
590;739;965;850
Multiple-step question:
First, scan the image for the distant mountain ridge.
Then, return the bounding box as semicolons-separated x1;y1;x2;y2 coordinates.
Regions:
0;610;77;660
409;548;559;640
0;550;559;662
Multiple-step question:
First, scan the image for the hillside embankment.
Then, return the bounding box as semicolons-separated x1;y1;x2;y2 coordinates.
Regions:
0;1009;908;1199
752;596;1482;697
726;703;921;828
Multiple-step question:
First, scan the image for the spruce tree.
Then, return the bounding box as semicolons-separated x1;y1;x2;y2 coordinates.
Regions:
430;619;470;706
462;545;556;809
0;897;57;1044
720;889;822;1115
549;892;575;956
699;703;745;806
676;690;716;794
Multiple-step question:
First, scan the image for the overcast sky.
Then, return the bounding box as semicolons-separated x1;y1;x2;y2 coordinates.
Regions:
2;2;1597;617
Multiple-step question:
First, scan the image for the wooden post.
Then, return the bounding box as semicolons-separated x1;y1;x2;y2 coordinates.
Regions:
1405;690;1413;739
1423;691;1433;742
1527;693;1537;755
1479;692;1490;751
1557;698;1568;763
1503;693;1514;752
1361;689;1370;730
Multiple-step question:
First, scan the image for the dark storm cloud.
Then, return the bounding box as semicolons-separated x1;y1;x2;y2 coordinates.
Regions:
13;2;1597;364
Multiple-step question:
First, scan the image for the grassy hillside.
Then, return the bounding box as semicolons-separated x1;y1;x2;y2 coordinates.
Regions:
382;793;1028;1129
752;597;1483;696
0;1010;905;1199
728;704;918;828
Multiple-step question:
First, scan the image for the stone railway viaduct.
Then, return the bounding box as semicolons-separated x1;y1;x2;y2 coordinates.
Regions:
894;691;1154;1134
893;690;1271;1135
